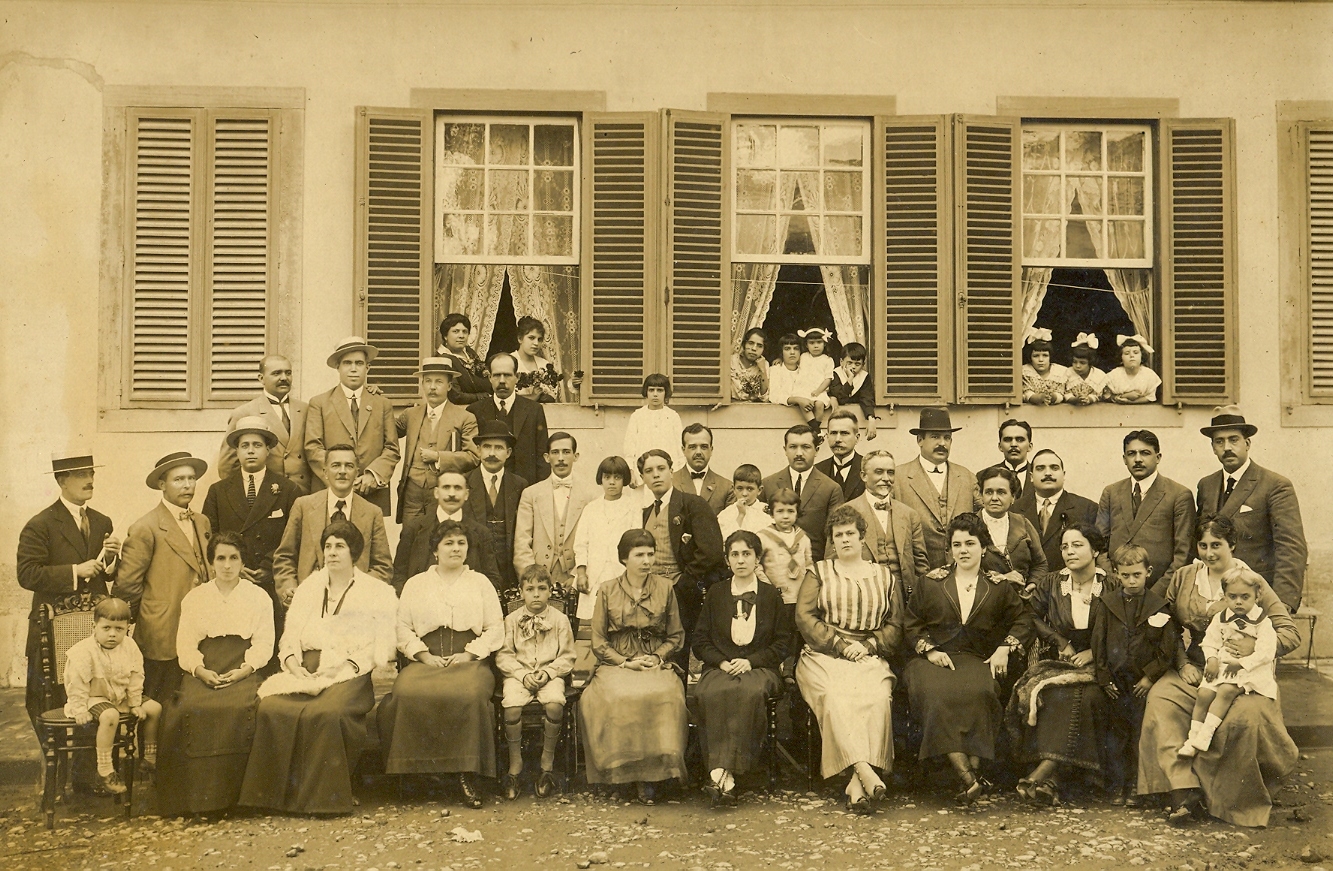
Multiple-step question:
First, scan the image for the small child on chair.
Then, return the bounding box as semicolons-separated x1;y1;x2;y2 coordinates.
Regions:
62;597;162;795
496;566;576;800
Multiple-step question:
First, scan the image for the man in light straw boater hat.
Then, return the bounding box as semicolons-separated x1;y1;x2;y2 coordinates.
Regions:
394;356;481;523
117;451;212;702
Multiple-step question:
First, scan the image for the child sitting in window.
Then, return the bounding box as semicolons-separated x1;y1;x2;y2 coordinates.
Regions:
769;334;831;440
1063;333;1110;406
1021;329;1068;406
828;342;878;441
1107;334;1161;404
717;464;773;540
623;373;685;488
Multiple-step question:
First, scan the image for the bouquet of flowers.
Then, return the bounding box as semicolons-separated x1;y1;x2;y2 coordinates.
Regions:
736;369;766;402
518;363;565;402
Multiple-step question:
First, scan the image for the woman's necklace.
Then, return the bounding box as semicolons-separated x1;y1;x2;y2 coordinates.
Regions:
959;571;978;594
1061;571;1101;603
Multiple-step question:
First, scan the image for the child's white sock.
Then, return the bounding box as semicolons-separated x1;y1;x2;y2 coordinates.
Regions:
1195;714;1223;752
96;749;114;777
1177;721;1202;757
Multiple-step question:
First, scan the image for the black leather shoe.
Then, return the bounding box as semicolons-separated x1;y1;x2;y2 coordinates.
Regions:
635;781;656;805
458;773;483;809
500;773;520;801
535;770;557;798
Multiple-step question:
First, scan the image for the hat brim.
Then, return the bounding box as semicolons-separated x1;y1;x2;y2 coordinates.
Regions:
418;368;458;378
909;427;963;435
1200;424;1258;438
145;457;209;489
327;344;379;368
226;427;281;449
473;433;517;446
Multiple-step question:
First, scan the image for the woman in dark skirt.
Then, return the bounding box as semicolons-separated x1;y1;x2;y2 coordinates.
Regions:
157;532;275;815
1006;523;1112;805
904;513;1031;804
689;530;793;806
377;520;504;809
239;521;398;815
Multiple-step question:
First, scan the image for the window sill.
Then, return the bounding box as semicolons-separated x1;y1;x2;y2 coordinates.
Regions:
689;404;899;430
1281;404;1333;428
1011;403;1184;429
98;408;233;433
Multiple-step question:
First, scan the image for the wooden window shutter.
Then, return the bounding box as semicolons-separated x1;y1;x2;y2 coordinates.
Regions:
1304;124;1333;397
663;110;728;402
355;107;433;401
1161;119;1236;404
952;115;1021;404
875;116;953;404
582;112;660;403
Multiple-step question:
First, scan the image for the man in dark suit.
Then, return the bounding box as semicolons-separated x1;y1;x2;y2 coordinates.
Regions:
1096;430;1196;586
893;408;981;569
1195;406;1308;613
393;470;503;595
761;424;845;562
673;422;733;514
16;451;121;733
465;420;527;592
814;409;865;501
468;352;549;485
218;354;311;490
829;449;930;596
1014;448;1099;572
997;418;1034;499
395;356;481;522
639;449;726;670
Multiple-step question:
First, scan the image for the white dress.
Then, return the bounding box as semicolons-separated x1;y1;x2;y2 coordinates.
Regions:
1198;605;1279;699
1063;365;1109;403
572;496;645;619
623;405;686;486
1106;366;1162;403
800;352;835;402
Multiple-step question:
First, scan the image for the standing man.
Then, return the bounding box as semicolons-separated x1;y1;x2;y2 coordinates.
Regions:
466;419;528;592
1096;430;1196;586
673;423;733;514
218;354;310;491
761;424;844;562
1195;406;1308;613
893;408;981;569
468;352;549;485
116;451;212;702
831;449;930;596
997;419;1034;499
1014;448;1099;573
305;337;400;516
513;432;599;589
272;444;393;605
395;357;481;523
393;470;502;594
17;451;121;732
815;409;865;501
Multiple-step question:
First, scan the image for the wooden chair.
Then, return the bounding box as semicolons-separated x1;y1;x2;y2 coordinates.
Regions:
35;593;138;829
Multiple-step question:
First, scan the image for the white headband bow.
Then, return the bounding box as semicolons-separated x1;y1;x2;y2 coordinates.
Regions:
1024;327;1053;345
1116;334;1155;354
1072;332;1100;350
797;328;828;340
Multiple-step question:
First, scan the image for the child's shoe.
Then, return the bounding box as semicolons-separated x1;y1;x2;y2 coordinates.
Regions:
100;771;128;795
535;770;558;798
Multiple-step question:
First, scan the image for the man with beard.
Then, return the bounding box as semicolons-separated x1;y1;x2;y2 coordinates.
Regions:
1096;430;1196;586
1014;448;1099;573
893;408;981;568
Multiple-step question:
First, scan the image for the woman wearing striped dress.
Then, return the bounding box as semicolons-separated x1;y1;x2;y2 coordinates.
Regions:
794;503;905;814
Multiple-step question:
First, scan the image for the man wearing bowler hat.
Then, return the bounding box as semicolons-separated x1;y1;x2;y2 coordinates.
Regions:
466;419;529;591
117;451;212;702
305;337;401;516
1196;406;1308;612
893;408;982;569
395;356;481;523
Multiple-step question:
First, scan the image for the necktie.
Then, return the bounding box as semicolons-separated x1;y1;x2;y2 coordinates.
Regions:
498;398;509;416
1223;612;1250;627
1131;482;1142;517
178;509;194;522
350;396;360;430
873;500;891;511
246;474;256;503
269;397;291;434
644;498;662;524
333;499;348;524
1220;476;1236;511
833;463;848;483
793;473;802;500
79;507;91;545
1039;498;1052;534
488;474;500;506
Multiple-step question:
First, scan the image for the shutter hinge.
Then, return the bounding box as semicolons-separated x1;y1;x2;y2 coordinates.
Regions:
957;295;967;309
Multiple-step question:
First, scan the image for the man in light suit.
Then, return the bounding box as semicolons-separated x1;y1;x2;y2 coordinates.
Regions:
1195;406;1308;612
395;357;481;523
814;409;865;501
217;355;310;490
393;470;502;594
116;451;213;702
467;352;549;485
673;422;733;514
1014;448;1099;573
828;449;930;596
893;408;981;569
466;419;528;592
514;432;599;589
761;424;844;562
272;444;393;605
1096;430;1196;586
305;337;401;516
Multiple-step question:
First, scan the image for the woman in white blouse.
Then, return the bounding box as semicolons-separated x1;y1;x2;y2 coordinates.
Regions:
573;456;643;624
377;519;504;809
157;531;275;816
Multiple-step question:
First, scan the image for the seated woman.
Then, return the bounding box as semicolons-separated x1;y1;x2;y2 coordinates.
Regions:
730;327;771;403
976;466;1048;595
904;513;1031;804
795;504;905;814
689;530;793;807
239;521;397;815
513;315;568;402
1139;514;1300;827
579;530;688;805
1006;523;1111;806
438;313;492;406
378;520;504;809
157;531;275;816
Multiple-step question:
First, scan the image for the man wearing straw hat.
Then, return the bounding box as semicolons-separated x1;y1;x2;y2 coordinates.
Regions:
217;354;311;491
1196;406;1308;613
117;451;212;701
305;337;401;516
394;356;481;523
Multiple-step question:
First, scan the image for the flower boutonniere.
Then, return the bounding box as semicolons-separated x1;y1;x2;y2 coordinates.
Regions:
270;483;280;495
680;532;693;545
671;515;682;527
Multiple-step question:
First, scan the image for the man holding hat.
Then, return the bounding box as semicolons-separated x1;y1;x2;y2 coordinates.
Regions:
117;451;213;701
466;419;529;591
17;451;121;733
217;354;310;490
394;356;481;523
1196;406;1308;612
893;408;982;569
305;337;400;516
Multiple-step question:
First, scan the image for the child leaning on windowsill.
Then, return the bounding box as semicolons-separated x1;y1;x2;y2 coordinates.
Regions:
1107;334;1162;404
1063;333;1110;405
1021;329;1068;406
827;342;878;441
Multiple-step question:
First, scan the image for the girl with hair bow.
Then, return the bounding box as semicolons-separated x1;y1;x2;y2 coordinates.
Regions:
1107;334;1161;404
1064;332;1110;405
1021;327;1067;406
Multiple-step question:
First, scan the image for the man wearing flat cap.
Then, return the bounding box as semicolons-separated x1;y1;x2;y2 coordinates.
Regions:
217;354;310;490
17;451;122;735
305;337;401;516
1196;406;1308;613
395;356;481;523
117;451;213;702
893;408;982;568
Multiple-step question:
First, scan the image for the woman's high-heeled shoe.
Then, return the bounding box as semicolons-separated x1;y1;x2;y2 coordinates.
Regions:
954;771;983;806
1033;779;1058;806
1015;778;1037;801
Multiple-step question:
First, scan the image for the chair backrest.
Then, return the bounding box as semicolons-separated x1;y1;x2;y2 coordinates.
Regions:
502;583;573;619
38;594;104;710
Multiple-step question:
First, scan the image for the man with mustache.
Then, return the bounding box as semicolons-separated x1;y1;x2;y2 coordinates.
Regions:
761;424;844;562
1096;430;1196;586
218;355;311;491
1014;448;1099;572
893;408;981;568
996;418;1034;499
1195;406;1307;613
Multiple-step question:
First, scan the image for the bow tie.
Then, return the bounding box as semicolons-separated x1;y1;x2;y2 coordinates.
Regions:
733;590;756;619
178;509;195;522
1223;612;1251;627
690;470;708;480
926;465;945;475
518;611;551;639
873;500;891;511
551;478;572;490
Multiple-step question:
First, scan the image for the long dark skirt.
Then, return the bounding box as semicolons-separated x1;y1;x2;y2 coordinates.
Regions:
1004;660;1106;772
905;653;1000;760
688;666;782;774
579;666;687;784
377;661;496;775
156;636;261;815
238;673;375;814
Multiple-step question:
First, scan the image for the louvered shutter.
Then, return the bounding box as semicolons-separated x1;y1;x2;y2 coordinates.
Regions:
953;116;1021;404
582;113;659;403
355;108;433;401
875;116;952;404
128;111;198;404
1161;119;1236;404
206;112;274;401
1306;124;1333;397
664;110;728;402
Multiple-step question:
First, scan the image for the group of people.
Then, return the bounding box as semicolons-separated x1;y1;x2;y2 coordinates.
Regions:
14;312;1309;830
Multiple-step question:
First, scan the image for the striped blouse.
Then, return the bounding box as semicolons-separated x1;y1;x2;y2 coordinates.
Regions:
814;559;896;632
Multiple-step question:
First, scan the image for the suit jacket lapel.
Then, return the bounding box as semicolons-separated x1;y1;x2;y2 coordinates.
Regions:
967;576;993;624
357;395;375;438
262;400;291;442
331;387;357;440
403;406;423;466
157;504;203;576
942;572;963;619
1101;591;1128;626
1140;589;1169;626
245;476;280;528
909;467;945;522
1128;480;1167;537
53;503;91;558
1222;465;1259;516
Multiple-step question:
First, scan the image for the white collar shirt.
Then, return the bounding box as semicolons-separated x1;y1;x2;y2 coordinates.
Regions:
982;512;1011;553
327;491;354;523
494;394;512;414
551;474;574;517
435;505;464;524
243;468;268;499
340;384;365;413
163;499;196;545
1224;459;1252;490
688;466;711;496
1133;471;1159;495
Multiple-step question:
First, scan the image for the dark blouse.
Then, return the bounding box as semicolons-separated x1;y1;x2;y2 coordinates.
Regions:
691;581;792;671
904;566;1031;659
1027;569;1111;657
